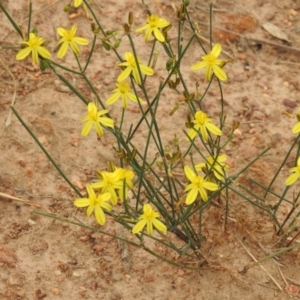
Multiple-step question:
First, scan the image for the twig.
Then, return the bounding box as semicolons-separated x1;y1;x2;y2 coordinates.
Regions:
286;277;300;287
237;238;283;291
275;264;288;287
0;192;44;208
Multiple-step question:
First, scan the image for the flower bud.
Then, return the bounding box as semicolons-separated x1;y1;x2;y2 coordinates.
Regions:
64;4;70;12
128;12;134;25
114;39;121;49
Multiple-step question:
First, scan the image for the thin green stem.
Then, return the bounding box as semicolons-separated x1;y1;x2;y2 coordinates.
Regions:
209;4;213;48
74;53;83;72
49;60;83;75
83;34;97;73
49;64;88;105
27;1;32;38
264;135;300;198
0;3;23;38
128;34;195;141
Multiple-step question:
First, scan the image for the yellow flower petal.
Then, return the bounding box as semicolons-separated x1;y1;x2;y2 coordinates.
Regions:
74;198;90;207
211;43;222;57
117;67;132;82
140;64;154;76
184;165;196;182
292;122;300;134
146;221;154;236
212;65;227;81
74;0;83;7
132;219;147;234
16;47;32;60
205;122;222;136
106;92;121;105
186;189;198;205
190;61;207;71
57;42;69;58
285;173;299;186
152;219;167;233
73;37;89;45
94;206;106;225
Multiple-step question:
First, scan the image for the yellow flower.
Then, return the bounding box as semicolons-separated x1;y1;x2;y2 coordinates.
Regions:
81;102;114;137
74;0;83;7
117;52;154;85
132;204;167;236
16;33;51;65
285;157;300;186
187;110;222;141
191;43;227;81
57;24;89;58
91;170;124;205
196;155;229;181
106;81;140;109
184;166;219;205
114;168;134;201
74;184;112;225
136;14;170;42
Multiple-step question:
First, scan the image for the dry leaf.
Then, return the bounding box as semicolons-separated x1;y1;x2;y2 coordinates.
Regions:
262;22;290;42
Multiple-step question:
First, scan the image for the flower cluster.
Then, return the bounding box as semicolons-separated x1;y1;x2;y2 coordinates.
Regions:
16;24;89;64
74;167;134;224
105;14;172;109
184;166;219;205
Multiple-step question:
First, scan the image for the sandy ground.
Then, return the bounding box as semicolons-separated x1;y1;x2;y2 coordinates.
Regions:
1;0;300;299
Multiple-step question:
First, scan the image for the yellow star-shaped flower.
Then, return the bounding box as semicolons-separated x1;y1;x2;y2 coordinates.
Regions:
191;43;227;81
184;166;219;205
74;184;112;225
187;110;222;141
91;170;124;205
16;33;51;65
132;204;167;236
106;81;141;109
117;52;154;85
114;167;135;201
81;102;114;137
136;14;170;42
57;24;89;58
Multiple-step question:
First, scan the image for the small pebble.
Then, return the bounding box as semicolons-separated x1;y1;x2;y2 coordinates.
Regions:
233;129;242;136
248;128;256;134
73;271;80;277
52;288;60;295
28;219;36;226
54;270;61;276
